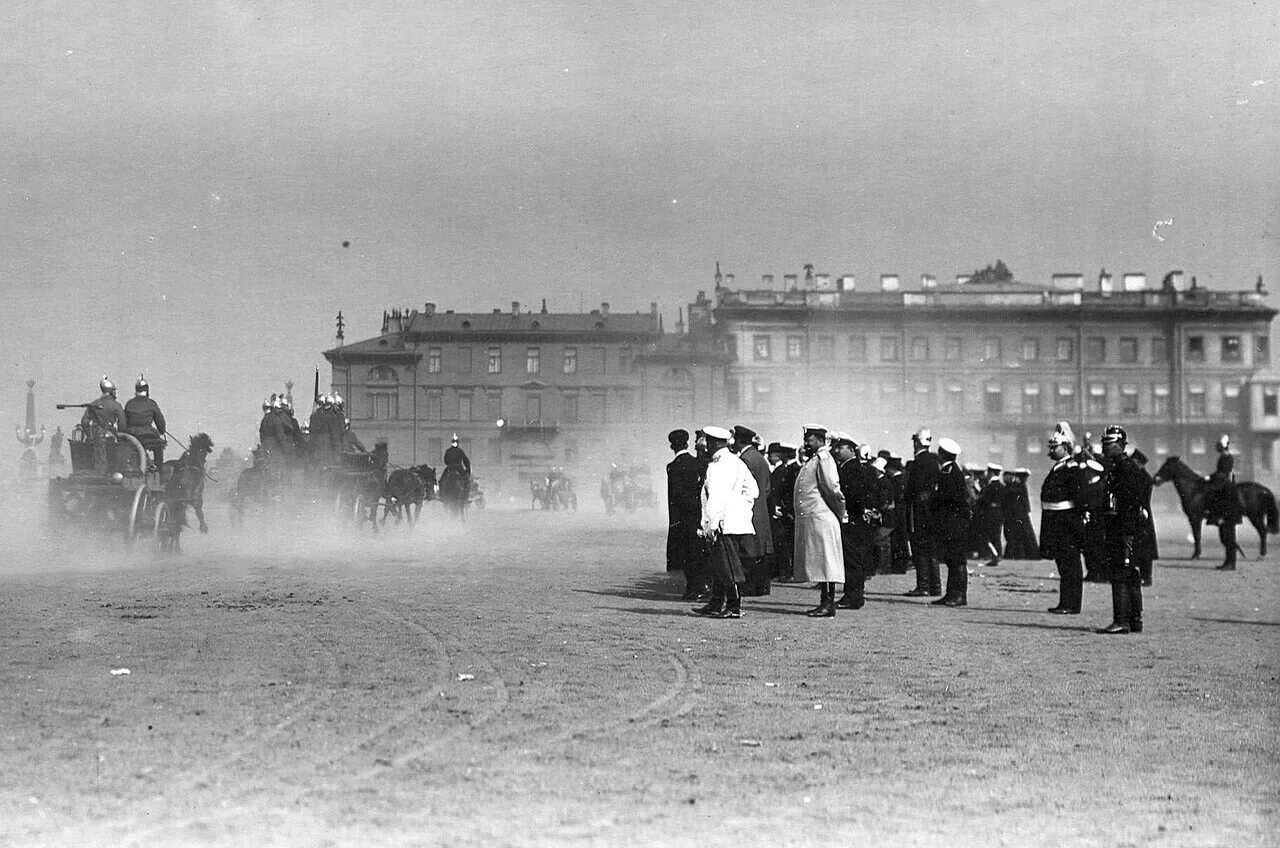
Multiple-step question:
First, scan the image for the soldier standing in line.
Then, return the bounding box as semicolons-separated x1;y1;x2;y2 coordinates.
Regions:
666;429;707;599
1076;434;1108;581
767;442;800;582
1002;469;1040;559
731;425;775;596
869;453;896;575
1096;425;1152;634
930;438;973;607
975;463;1005;566
1128;446;1160;585
884;453;911;573
830;433;884;610
1041;422;1087;615
1206;434;1242;570
902;428;941;597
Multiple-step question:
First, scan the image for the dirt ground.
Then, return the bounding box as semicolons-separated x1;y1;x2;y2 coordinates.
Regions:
1;490;1277;848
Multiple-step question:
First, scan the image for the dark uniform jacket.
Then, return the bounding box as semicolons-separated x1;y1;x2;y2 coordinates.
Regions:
259;411;290;457
1001;477;1039;559
443;445;471;472
667;452;701;519
903;449;940;537
1039;458;1085;561
737;445;775;558
1208;450;1242;524
124;396;166;443
881;468;903;530
932;460;972;543
81;392;125;434
769;461;799;522
837;457;886;543
1102;452;1154;579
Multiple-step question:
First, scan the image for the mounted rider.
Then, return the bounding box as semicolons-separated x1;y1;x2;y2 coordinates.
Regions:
124;375;167;471
1203;434;1241;527
440;432;471;497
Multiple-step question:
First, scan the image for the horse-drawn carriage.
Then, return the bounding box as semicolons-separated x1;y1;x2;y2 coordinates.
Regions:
46;420;214;552
532;471;576;511
230;446;437;531
601;464;654;514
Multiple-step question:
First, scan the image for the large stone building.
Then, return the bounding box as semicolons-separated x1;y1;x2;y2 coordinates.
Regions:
323;300;727;499
711;266;1280;477
324;266;1279;495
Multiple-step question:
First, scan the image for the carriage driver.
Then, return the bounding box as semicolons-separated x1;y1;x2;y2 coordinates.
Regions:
124;375;167;470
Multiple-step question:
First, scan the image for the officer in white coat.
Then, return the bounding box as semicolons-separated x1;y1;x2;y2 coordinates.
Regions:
692;425;759;619
793;425;848;617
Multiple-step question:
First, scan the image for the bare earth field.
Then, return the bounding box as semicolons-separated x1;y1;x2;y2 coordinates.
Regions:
1;492;1277;848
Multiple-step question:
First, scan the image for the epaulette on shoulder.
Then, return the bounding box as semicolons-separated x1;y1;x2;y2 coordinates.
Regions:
1082;459;1104;472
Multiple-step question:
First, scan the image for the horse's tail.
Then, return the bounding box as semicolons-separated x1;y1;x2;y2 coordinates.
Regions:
1267;491;1279;534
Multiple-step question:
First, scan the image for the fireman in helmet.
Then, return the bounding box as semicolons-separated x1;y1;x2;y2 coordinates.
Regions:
124;375;167;470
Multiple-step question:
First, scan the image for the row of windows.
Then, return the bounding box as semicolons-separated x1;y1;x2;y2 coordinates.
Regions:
416;345;635;377
733;379;1248;418
742;332;1269;366
362;388;647;424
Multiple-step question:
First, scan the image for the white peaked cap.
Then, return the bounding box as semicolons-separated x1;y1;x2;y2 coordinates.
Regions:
937;437;961;456
703;425;732;441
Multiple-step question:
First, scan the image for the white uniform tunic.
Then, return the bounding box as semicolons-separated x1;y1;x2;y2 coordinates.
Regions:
793;447;847;583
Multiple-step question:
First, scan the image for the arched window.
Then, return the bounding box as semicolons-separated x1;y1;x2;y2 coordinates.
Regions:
367;366;398;384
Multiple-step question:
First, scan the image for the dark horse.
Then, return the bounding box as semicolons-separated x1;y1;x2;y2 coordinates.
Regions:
382;464;438;528
438;466;470;520
158;433;215;552
1151;456;1278;558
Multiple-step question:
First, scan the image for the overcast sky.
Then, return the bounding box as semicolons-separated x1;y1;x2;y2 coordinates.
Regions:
3;1;1277;452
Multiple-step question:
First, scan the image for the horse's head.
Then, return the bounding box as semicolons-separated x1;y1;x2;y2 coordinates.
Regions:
1151;455;1185;486
188;433;214;460
415;464;438;491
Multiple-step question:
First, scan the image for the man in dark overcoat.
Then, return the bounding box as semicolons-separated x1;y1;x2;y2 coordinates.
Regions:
930;438;973;607
1041;422;1087;614
831;433;884;609
902;428;941;596
666;429;706;598
731;424;775;596
767;442;800;581
1097;425;1153;634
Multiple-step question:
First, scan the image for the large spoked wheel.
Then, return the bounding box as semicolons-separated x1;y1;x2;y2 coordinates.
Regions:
126;485;154;547
154;501;179;552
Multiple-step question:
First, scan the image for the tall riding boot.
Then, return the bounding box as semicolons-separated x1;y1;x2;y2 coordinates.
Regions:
693;582;725;616
1097;581;1131;633
1217;526;1238;570
905;548;931;596
807;582;836;617
927;558;942;596
1128;578;1144;633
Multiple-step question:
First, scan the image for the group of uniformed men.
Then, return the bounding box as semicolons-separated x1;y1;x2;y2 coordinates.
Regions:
80;375;168;471
666;418;1239;634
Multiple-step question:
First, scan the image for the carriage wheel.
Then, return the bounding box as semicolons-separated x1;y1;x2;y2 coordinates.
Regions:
153;501;177;552
126;485;153;546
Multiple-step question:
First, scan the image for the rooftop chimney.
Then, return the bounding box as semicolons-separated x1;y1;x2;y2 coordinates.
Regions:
838;275;855;292
1122;273;1147;292
1098;269;1113;295
880;274;900;292
784;274;798;291
921;274;937;290
424;302;436;316
511;301;520;315
1052;273;1083;291
814;273;832;291
762;274;775;288
601;302;610;316
541;298;548;314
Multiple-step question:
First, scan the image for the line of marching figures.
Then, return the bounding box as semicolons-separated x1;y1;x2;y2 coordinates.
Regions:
663;420;1201;635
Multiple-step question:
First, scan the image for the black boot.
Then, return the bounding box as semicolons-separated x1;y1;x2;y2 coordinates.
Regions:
1096;582;1131;634
693;583;725;616
1128;580;1144;633
720;582;742;619
806;582;836;617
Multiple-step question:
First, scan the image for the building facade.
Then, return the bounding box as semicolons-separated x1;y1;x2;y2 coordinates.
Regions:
323;300;728;499
712;268;1280;477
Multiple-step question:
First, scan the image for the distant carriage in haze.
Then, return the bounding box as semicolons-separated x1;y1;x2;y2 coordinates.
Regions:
229;447;390;532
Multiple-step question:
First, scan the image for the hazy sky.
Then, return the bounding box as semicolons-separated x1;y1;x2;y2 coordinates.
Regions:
3;1;1277;452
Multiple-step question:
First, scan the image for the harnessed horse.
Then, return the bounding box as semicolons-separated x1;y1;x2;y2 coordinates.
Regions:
438;465;471;520
382;464;438;527
157;433;214;551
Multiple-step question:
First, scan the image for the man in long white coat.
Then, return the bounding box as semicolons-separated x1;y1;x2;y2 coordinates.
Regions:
793;425;848;617
692;426;759;619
